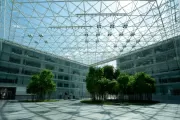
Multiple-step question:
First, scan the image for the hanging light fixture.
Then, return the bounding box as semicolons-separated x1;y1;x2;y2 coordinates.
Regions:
119;33;124;36
28;34;33;38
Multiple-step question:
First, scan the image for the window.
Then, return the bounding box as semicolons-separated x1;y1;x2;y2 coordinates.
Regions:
156;54;166;63
9;57;21;64
154;42;173;53
0;66;19;74
120;62;134;70
166;51;176;61
119;55;132;63
22;69;38;75
57;82;62;87
141;49;152;57
11;48;22;54
59;68;64;72
72;70;80;75
64;76;69;80
0;77;18;84
58;75;63;79
64;83;69;87
45;56;54;62
45;64;54;70
24;60;41;68
65;62;70;66
71;83;75;88
24;50;39;59
176;37;180;47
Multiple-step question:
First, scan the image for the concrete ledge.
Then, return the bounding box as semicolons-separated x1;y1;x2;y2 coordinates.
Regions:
0;100;7;109
0;100;7;120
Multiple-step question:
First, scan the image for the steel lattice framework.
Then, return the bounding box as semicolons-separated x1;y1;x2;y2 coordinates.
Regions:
0;0;180;65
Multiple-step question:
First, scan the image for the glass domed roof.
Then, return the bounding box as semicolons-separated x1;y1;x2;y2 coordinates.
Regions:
0;0;179;65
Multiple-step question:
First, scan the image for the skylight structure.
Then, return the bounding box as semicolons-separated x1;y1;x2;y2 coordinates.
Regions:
0;0;180;65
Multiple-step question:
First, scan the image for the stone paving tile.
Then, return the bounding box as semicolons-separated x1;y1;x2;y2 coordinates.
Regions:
1;100;180;120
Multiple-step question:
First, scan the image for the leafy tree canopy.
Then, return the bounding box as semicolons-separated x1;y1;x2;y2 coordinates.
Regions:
103;65;114;80
114;69;120;79
134;72;155;94
85;66;156;101
27;69;56;100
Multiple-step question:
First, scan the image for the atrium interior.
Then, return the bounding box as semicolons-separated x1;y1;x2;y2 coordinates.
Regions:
0;0;180;101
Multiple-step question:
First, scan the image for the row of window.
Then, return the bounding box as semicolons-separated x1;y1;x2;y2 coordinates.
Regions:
0;66;19;74
22;69;39;75
159;87;180;96
120;54;179;71
57;83;80;88
124;63;180;75
10;47;86;69
9;57;21;64
57;83;69;88
23;60;41;68
0;78;18;84
159;77;180;84
119;40;177;63
171;89;180;95
0;66;84;82
0;66;40;76
7;56;86;76
57;75;69;80
4;55;83;74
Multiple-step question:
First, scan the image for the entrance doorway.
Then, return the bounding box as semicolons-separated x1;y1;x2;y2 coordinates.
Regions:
0;87;16;100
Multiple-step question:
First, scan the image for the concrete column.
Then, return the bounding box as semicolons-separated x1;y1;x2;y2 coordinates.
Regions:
0;40;2;51
41;55;45;69
19;50;24;74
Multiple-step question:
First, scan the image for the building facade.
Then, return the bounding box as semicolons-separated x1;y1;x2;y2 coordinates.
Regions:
117;36;180;102
0;40;89;100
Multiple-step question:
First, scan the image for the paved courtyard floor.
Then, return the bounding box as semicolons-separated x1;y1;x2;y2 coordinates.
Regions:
0;100;180;120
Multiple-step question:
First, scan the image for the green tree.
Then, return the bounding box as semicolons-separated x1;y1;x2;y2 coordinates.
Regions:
134;72;155;100
103;65;114;80
86;67;99;100
27;75;39;101
127;75;135;94
107;80;119;99
114;69;120;79
27;69;56;100
117;73;130;95
97;78;109;100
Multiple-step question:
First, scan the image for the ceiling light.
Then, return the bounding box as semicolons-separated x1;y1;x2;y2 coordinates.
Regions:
126;39;130;43
85;39;88;43
114;44;117;48
110;24;115;28
119;33;124;36
130;32;135;36
84;33;88;36
108;32;112;36
39;34;43;37
28;34;33;38
96;39;99;43
34;41;38;44
123;24;128;28
97;24;101;28
136;40;140;43
96;33;100;36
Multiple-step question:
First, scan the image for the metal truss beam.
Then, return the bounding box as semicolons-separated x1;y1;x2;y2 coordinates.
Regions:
49;26;93;29
15;0;156;4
